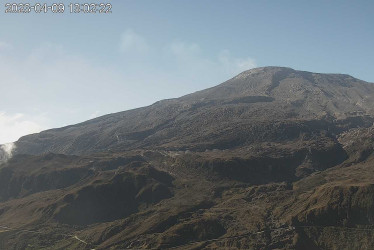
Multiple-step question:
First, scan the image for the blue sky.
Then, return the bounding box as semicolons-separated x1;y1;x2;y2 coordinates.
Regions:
0;0;373;143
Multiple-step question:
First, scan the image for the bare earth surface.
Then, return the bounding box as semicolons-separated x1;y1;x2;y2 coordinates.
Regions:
1;67;374;249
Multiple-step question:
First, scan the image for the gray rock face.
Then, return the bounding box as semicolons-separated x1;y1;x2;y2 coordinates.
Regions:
13;67;374;156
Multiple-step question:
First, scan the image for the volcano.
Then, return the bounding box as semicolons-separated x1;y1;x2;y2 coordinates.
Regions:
1;67;374;249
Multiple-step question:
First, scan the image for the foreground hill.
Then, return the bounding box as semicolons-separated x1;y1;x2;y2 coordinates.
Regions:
0;67;374;249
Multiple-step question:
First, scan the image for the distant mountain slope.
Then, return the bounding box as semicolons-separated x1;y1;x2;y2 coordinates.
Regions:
10;67;374;154
10;67;374;157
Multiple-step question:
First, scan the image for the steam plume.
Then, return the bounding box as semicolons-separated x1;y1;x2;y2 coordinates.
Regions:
0;142;16;163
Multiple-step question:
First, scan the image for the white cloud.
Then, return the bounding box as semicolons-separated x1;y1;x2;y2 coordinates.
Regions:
120;29;149;54
166;41;257;85
0;36;257;146
0;42;131;128
0;143;16;161
168;42;256;74
218;49;257;75
0;112;48;144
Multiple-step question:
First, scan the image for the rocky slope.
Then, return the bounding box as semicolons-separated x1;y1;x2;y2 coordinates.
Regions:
0;67;374;249
10;67;374;156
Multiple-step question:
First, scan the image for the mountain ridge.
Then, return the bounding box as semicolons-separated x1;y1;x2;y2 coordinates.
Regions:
6;66;374;158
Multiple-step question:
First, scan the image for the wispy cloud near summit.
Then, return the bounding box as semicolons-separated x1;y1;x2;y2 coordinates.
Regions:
0;112;47;144
165;40;256;86
0;33;257;144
